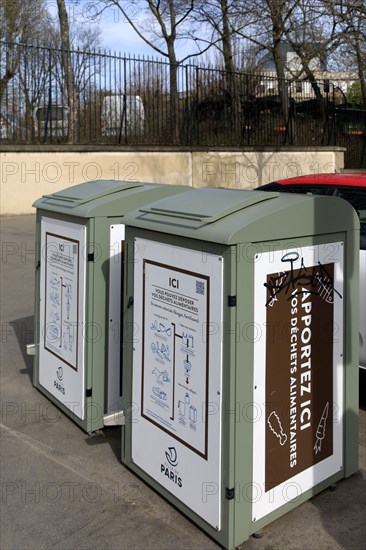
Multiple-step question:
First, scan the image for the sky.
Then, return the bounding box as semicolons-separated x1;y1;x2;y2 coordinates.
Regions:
46;0;206;62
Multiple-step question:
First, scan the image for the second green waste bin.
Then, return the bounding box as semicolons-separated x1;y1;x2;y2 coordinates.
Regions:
31;180;189;433
121;187;359;549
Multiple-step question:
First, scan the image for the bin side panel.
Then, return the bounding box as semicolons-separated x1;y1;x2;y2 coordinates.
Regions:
107;223;125;412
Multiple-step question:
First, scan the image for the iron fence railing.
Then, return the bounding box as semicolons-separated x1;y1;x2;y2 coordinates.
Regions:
1;41;365;167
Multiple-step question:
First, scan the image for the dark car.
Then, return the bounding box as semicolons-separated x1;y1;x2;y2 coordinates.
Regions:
257;172;366;369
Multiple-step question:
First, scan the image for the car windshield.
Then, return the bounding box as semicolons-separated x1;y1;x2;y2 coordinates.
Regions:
268;184;329;195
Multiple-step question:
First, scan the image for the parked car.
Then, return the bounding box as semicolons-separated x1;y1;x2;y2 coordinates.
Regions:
101;94;144;138
257;173;366;369
33;105;69;140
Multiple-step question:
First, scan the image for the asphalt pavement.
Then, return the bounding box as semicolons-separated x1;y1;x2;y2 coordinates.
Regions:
1;214;365;550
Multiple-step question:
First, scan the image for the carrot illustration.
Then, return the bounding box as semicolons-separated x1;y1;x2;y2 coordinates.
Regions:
314;401;329;454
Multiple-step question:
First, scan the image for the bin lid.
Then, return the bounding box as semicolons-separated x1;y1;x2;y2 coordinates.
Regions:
33;180;190;218
124;187;358;244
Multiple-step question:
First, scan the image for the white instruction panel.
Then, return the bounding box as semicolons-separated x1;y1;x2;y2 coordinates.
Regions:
39;217;86;419
132;239;223;529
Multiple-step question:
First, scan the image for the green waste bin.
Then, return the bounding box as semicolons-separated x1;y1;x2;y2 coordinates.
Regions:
31;180;189;433
121;187;359;548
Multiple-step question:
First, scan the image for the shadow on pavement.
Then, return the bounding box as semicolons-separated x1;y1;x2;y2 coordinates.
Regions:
85;426;122;463
359;369;366;411
313;406;366;549
10;315;34;381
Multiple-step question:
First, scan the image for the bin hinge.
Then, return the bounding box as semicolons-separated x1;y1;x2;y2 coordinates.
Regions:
225;487;235;500
228;295;237;307
36;260;41;270
86;388;92;397
87;252;95;262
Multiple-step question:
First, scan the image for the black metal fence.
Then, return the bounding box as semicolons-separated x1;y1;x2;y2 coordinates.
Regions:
1;41;365;167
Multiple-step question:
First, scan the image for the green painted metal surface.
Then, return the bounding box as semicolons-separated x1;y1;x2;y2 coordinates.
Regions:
122;187;359;548
123;187;357;244
32;180;190;433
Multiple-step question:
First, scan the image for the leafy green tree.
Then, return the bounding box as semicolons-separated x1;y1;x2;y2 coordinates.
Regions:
347;81;363;105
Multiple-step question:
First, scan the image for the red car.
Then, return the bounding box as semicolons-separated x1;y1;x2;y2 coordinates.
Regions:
257;172;366;369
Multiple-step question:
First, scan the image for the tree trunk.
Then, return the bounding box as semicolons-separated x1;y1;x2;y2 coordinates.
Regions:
273;40;291;132
168;43;180;145
221;0;234;75
291;47;328;143
56;0;77;143
270;1;291;142
354;40;366;105
220;0;241;141
0;44;20;108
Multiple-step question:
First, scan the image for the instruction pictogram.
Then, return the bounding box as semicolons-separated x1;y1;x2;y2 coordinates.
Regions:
141;258;210;456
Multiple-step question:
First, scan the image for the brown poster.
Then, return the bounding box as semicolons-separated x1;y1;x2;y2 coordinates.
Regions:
264;262;336;491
